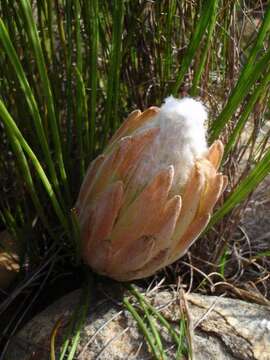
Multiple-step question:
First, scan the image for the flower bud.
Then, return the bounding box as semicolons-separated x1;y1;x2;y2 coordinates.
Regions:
75;97;227;281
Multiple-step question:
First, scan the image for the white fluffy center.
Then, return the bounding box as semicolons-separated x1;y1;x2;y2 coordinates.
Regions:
133;96;208;194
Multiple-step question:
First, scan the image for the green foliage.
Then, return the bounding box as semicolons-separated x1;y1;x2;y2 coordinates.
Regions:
0;0;270;358
58;277;90;360
124;284;189;360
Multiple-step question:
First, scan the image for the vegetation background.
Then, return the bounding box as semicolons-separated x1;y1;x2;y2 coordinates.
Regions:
0;0;270;358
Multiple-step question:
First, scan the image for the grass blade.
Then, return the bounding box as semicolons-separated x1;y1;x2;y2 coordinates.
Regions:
65;0;73;163
224;66;270;157
171;0;214;95
128;285;180;345
190;0;219;96
163;0;177;86
136;295;167;360
175;319;187;359
19;0;70;200
0;110;50;232
123;297;161;359
0;18;61;198
104;0;125;140
85;0;99;157
210;49;270;142
0;100;69;232
66;281;90;360
75;67;86;180
58;277;90;360
210;147;270;227
210;5;270;141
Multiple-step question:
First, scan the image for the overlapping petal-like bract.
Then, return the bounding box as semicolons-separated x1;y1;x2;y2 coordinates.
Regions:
75;97;227;281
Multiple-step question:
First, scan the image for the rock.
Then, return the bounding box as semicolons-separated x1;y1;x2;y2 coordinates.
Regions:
0;230;20;289
5;283;270;360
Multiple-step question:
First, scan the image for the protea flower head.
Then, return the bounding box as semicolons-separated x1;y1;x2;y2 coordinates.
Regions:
75;96;227;281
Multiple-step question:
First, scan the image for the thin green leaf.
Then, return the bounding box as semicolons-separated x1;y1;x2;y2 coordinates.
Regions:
1;114;50;232
0;100;69;232
210;49;270;142
104;0;125;139
75;67;86;180
123;297;161;360
66;281;90;360
65;0;73;162
191;0;219;96
210;5;270;141
224;67;270;157
19;0;70;200
128;285;180;345
163;0;177;85
137;295;167;360
0;18;61;198
175;319;188;359
171;0;214;95
85;0;99;157
59;278;90;360
218;247;228;278
210;147;270;227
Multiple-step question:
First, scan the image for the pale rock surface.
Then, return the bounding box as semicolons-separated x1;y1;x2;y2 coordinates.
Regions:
5;283;270;360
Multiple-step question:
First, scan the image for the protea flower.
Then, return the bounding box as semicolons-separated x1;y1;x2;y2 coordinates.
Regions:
75;96;227;281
